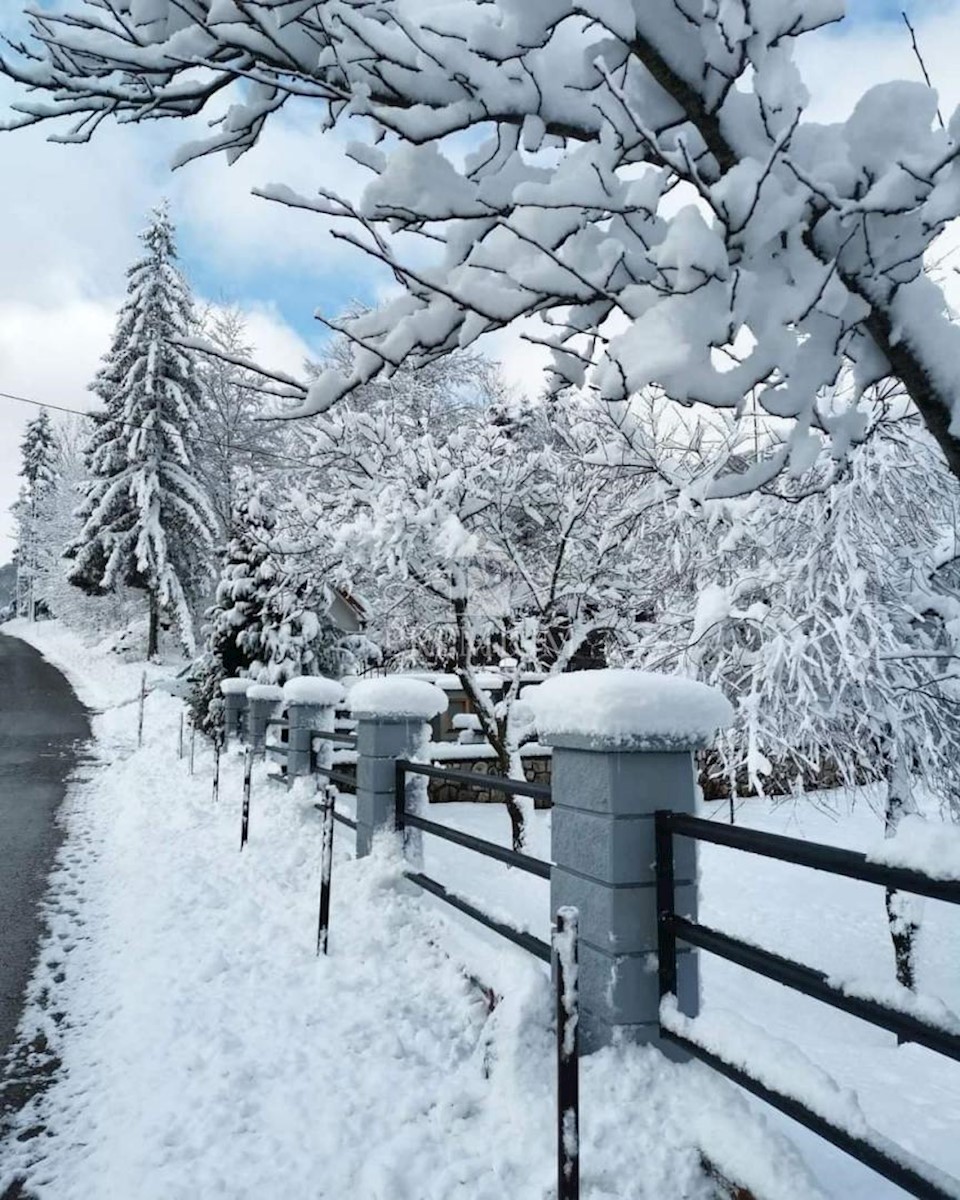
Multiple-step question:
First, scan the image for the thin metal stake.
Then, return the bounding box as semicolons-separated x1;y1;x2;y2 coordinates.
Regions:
137;671;146;748
189;724;196;775
178;713;184;760
655;811;678;1004
240;748;252;849
554;907;580;1200
316;789;336;955
212;736;221;805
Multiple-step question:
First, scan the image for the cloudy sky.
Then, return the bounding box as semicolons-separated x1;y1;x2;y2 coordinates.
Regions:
0;1;958;557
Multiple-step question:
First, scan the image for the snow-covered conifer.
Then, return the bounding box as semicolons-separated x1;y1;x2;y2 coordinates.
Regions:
189;480;341;731
14;408;57;619
66;203;216;656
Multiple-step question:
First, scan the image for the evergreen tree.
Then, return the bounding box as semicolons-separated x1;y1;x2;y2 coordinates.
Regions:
67;203;216;656
15;408;57;620
188;480;341;731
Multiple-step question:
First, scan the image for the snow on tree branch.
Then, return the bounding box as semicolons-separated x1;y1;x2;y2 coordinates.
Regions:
5;2;960;490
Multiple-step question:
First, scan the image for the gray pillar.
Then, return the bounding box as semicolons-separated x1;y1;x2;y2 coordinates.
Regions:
219;678;250;745
349;678;449;858
354;715;426;857
283;678;345;779
548;733;704;1054
245;684;284;756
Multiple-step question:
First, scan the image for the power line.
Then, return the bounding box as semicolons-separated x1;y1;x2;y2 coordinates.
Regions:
0;386;318;472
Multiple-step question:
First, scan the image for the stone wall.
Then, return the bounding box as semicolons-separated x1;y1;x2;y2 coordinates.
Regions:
330;752;554;808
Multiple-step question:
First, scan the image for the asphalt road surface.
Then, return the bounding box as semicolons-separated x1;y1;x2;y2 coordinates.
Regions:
0;633;90;1065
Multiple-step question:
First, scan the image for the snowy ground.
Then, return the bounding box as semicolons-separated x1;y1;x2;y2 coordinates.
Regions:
1;621;956;1199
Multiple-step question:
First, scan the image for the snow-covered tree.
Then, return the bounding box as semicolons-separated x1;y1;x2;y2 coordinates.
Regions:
14;408;57;619
189;479;343;732
292;371;657;848
66;204;216;656
629;404;960;988
193;307;288;537
7;4;960;491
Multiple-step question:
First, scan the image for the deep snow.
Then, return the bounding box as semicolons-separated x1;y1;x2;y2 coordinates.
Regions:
1;621;956;1200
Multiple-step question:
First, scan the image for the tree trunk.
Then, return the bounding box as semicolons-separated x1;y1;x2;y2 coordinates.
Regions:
884;752;922;1002
147;591;160;660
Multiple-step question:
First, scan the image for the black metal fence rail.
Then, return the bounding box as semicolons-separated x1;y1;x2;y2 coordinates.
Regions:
395;759;552;960
656;810;960;1200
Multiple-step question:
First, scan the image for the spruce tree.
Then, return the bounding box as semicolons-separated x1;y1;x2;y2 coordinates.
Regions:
189;480;341;730
15;409;57;620
67;203;215;656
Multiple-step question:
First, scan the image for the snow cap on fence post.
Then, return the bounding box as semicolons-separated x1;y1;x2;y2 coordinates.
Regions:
219;677;252;744
245;683;284;757
528;669;732;1055
349;678;448;858
283;677;346;779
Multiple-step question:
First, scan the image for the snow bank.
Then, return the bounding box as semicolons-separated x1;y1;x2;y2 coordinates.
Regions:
867;814;960;881
349;677;448;719
219;677;252;696
282;676;345;706
246;683;284;702
527;669;733;747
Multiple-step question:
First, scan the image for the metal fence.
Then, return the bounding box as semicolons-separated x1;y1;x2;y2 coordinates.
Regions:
394;759;578;1199
655;810;960;1200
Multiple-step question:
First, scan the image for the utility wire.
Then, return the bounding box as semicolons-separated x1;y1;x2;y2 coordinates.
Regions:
0;386;319;472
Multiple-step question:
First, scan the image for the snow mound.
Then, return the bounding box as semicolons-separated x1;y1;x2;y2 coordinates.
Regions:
282;677;345;706
528;669;732;747
219;677;252;696
246;683;284;702
868;814;960;881
349;677;449;719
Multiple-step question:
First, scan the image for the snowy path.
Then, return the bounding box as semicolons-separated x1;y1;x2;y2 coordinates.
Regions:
0;623;822;1200
0;632;89;1065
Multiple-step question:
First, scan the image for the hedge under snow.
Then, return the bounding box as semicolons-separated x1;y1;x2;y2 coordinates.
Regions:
528;670;733;747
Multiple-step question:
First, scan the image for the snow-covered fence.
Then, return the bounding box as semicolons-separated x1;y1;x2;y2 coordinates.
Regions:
283;677;345;779
219;677;250;744
351;678;449;859
245;684;283;757
529;671;733;1055
655;813;960;1200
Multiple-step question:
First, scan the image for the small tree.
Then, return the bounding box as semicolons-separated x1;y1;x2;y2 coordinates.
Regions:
67;203;216;656
189;480;342;732
15;408;57;620
193;306;288;538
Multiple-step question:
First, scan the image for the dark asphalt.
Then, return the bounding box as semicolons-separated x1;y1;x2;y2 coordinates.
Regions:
0;632;90;1065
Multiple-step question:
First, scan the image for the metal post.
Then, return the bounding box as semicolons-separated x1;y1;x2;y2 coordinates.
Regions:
137;671;146;748
655;811;678;1004
212;735;221;805
189;723;196;776
178;712;184;760
240;748;252;849
317;789;335;955
554;907;580;1200
394;759;407;833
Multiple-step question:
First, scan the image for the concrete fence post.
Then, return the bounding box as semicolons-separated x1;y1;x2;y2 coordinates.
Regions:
245;683;284;757
349;678;449;858
282;677;346;779
220;677;251;745
529;669;732;1055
